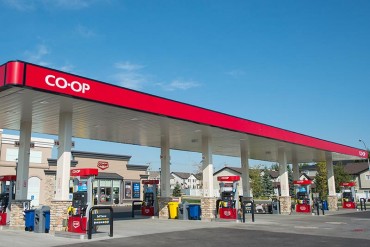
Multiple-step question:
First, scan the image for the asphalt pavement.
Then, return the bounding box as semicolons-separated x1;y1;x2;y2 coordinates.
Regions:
0;208;369;247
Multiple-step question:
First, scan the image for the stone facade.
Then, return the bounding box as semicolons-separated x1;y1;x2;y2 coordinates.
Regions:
44;171;56;206
50;200;71;231
9;200;31;230
157;197;173;219
201;197;216;221
279;196;292;215
327;195;338;211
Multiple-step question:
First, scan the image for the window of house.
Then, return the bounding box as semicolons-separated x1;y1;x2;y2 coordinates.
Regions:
366;175;370;181
6;148;42;163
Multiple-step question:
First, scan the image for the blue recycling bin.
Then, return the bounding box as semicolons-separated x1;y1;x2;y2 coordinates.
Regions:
44;210;50;233
24;209;35;231
188;204;201;220
322;200;328;210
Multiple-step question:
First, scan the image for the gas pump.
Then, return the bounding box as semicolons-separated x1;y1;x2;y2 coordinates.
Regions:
217;176;240;220
0;175;16;225
340;182;356;209
68;168;98;233
141;180;159;216
293;180;312;213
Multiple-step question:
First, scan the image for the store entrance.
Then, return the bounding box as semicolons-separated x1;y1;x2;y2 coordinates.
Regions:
92;178;122;205
99;187;112;204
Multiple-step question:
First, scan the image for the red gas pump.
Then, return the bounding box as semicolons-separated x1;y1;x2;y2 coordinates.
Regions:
294;180;312;213
68;168;98;234
217;176;240;220
340;182;356;209
141;180;159;216
0;175;16;225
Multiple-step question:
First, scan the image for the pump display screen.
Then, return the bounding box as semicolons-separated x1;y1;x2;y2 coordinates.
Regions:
0;193;9;208
296;192;307;199
77;180;88;192
343;192;352;198
72;191;88;208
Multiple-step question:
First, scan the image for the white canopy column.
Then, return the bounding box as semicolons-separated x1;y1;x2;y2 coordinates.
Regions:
200;134;216;221
240;139;250;198
202;135;214;197
55;111;73;200
292;153;299;181
157;121;173;219
278;148;291;214
15;120;32;200
326;153;338;211
160;131;171;198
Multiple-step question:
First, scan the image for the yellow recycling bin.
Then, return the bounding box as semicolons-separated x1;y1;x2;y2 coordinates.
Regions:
168;202;179;219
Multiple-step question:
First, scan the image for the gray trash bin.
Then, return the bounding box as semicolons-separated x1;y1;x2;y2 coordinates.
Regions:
178;202;189;220
34;206;50;233
272;200;280;214
271;199;280;214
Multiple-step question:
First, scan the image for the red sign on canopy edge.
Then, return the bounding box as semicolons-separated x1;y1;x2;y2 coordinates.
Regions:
142;180;159;185
0;175;16;181
70;168;98;177
293;180;313;185
217;176;240;182
339;182;356;187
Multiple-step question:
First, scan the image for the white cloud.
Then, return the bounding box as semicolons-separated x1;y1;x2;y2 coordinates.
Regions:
48;0;92;9
23;44;74;72
24;44;50;66
157;79;200;91
112;72;146;90
112;61;201;92
1;0;35;11
2;0;101;11
114;62;144;71
75;24;96;38
58;64;75;72
227;69;245;78
112;61;146;90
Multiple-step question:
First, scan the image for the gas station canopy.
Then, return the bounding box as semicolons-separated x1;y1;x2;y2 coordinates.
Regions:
0;60;367;164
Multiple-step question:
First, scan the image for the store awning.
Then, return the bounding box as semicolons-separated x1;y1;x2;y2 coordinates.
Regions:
95;172;123;180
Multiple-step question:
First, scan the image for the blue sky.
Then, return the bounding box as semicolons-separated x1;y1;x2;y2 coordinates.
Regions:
1;0;370;173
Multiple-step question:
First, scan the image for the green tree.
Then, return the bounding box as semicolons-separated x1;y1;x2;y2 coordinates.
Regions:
262;167;274;197
172;182;182;197
334;163;353;193
250;167;263;198
315;162;328;200
287;165;294;196
270;163;279;171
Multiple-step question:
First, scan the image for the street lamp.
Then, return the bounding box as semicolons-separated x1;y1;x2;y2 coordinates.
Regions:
358;139;370;172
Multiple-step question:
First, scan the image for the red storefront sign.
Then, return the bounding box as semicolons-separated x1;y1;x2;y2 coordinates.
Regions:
97;161;109;170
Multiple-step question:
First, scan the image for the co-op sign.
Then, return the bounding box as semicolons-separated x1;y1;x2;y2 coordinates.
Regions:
45;74;90;94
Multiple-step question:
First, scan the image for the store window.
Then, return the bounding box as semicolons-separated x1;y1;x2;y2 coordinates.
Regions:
99;180;112;203
113;180;120;204
6;148;42;163
125;181;132;199
93;180;98;205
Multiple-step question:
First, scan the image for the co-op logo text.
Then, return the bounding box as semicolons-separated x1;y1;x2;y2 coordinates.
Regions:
45;75;90;94
359;150;367;157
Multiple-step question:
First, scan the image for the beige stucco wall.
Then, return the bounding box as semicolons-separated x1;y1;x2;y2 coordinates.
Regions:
359;171;370;191
0;134;54;206
73;156;146;180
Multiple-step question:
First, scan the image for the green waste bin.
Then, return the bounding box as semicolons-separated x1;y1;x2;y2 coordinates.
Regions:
168;202;179;219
